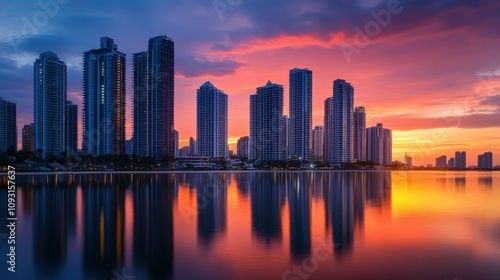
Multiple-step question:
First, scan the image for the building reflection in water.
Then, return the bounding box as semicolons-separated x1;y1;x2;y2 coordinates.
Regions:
132;174;175;280
195;174;228;248
2;171;395;280
324;172;391;256
32;175;77;275
81;174;126;278
478;174;493;188
249;173;285;245
288;173;312;258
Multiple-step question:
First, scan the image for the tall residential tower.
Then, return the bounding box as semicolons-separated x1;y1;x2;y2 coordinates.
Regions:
34;52;66;156
83;37;126;156
196;82;228;158
354;106;366;161
0;97;17;152
332;79;354;163
250;81;284;161
289;68;312;160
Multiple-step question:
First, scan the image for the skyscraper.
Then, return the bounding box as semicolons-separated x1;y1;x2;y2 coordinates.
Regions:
189;137;197;156
447;157;455;168
353;106;366;162
436;155;447;168
83;37;126;156
0;97;16;152
332;79;354;163
312;126;324;161
366;123;392;165
237;136;250;159
65;101;78;155
34;52;66;156
281;115;289;160
148;35;175;161
289;68;312;160
22;123;35;152
173;130;179;158
323;97;333;163
133;51;149;157
250;81;284;161
455;151;466;169
478;152;493;169
196;82;228;158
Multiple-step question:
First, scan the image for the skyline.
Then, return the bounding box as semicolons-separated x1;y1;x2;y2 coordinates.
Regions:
1;0;500;166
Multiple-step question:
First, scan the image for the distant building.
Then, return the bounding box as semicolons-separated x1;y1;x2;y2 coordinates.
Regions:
280;115;289;160
126;139;133;156
197;81;228;158
22;123;35;152
455;151;466;169
228;150;234;157
34;52;66;156
448;157;455;168
0;97;17;152
404;153;413;167
83;37;126;156
237;136;250;159
289;68;312;160
250;81;284;161
323;97;333;163
173;130;179;158
478;152;493;169
353;106;366;161
312;126;324;161
179;146;189;157
436;155;447;168
366;123;392;165
65;101;78;155
189;137;197;156
332;79;354;163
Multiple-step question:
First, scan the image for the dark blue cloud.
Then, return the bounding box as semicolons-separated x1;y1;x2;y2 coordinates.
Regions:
176;55;245;78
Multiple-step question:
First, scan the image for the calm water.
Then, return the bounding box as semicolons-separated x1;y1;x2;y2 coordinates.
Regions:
0;171;499;280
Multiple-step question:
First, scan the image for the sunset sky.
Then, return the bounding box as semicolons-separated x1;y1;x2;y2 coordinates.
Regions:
1;0;499;166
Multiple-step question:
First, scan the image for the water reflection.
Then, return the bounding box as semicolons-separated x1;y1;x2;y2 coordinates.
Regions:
250;173;285;245
478;174;493;187
1;171;498;280
196;174;227;248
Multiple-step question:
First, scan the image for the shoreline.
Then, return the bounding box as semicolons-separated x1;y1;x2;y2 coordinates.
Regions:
1;169;497;176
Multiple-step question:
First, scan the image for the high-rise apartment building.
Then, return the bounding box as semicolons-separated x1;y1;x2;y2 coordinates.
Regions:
83;37;126;156
354;106;366;162
34;52;66;156
323;97;333;163
189;137;197;156
173;130;179;158
148;35;175;160
196;82;228;158
281;115;289;160
133;51;149;157
22;123;35;152
132;36;175;161
65;101;78;155
237;136;250;159
366;123;392;165
289;68;312;160
250;81;284;161
478;152;493;169
455;151;466;169
436;155;447;168
312;126;324;161
0;97;17;152
332;79;354;163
